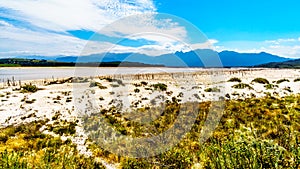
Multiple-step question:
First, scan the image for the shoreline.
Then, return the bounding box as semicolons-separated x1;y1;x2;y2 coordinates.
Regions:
0;67;295;82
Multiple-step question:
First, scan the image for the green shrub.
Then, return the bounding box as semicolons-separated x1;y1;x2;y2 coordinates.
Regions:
0;134;8;143
228;77;242;82
99;85;108;89
151;83;167;91
283;87;292;92
21;84;38;93
264;84;278;90
51;123;76;135
89;81;107;89
232;83;253;90
89;81;98;87
252;78;269;84
102;77;113;82
25;99;36;104
101;77;123;85
276;79;290;84
204;87;221;92
111;84;119;88
140;81;148;86
294;78;300;82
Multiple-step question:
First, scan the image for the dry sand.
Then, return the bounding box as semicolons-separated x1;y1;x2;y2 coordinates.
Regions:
1;68;299;125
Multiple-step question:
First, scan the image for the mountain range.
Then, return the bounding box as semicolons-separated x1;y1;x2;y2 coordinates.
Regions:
256;58;300;68
16;50;292;67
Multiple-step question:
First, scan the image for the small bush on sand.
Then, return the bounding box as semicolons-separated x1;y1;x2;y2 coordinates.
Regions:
204;87;221;93
141;81;148;86
228;77;242;82
134;88;140;93
89;81;107;89
151;83;167;91
25;99;36;104
264;84;278;90
294;78;300;82
252;78;269;84
276;79;290;84
21;84;38;93
232;83;253;90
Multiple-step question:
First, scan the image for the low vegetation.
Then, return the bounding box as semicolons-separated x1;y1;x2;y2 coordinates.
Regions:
89;81;107;89
0;64;21;67
101;77;124;86
232;83;254;90
252;77;269;84
264;84;279;90
0;120;104;168
25;99;36;104
151;83;168;91
82;94;300;168
277;79;290;84
204;87;221;92
21;84;38;93
228;77;242;82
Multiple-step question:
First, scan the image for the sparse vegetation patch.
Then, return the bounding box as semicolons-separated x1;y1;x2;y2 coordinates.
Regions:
228;77;242;82
264;84;279;90
151;83;167;91
252;78;269;84
204;87;221;92
21;84;38;93
232;83;253;90
276;79;290;84
294;78;300;82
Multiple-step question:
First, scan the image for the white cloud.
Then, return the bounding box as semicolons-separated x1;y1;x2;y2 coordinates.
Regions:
208;39;219;44
265;38;297;44
219;38;300;58
0;0;203;57
0;20;12;27
0;23;86;57
0;0;156;32
96;14;188;44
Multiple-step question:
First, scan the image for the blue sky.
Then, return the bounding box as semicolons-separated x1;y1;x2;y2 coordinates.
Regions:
157;0;300;40
0;0;300;58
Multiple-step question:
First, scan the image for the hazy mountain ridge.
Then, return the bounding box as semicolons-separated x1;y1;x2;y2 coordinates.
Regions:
12;50;291;67
55;50;291;67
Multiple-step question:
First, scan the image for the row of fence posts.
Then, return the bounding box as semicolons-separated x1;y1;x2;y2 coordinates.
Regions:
1;76;22;88
1;76;56;88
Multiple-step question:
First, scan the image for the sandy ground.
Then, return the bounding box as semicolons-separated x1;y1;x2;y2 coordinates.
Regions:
1;68;299;127
0;68;299;166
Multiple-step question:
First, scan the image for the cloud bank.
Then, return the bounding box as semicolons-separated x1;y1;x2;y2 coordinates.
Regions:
0;0;213;57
